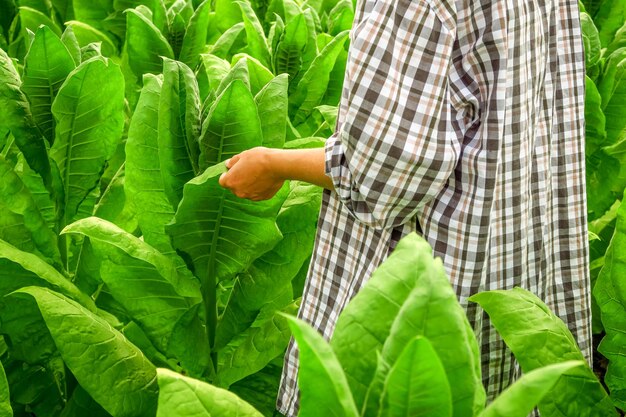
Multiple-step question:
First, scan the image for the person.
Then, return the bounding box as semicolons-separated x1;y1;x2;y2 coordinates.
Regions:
218;0;591;415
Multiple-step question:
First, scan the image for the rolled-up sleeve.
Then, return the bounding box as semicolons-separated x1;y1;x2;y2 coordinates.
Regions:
326;0;459;230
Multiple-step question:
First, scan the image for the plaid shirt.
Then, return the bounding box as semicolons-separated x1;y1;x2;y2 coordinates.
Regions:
277;0;590;414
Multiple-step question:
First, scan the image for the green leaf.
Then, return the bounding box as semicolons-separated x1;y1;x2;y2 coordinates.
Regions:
215;57;250;97
217;305;296;388
0;238;94;310
585;76;606;155
331;234;484;416
64;21;118;57
214;0;244;32
158;58;201;209
22;26;75;145
238;0;271;67
72;0;112;32
285;315;360;417
166;161;286;286
215;180;321;349
0;155;60;267
273;13;307;83
255;74;288;148
18;6;62;37
594;0;626;47
125;8;174;76
327;0;353;35
0;360;13;417
15;287;158;417
232;53;274;95
0;47;53;198
210;22;246;61
60;385;110;417
125;73;191;277
196;54;230;101
290;30;348;125
50;56;125;225
470;288;616;416
479;361;585;417
362;235;484;417
179;0;211;69
199;79;262;170
156;368;264;417
61;26;82;67
380;336;452;417
594;191;626;410
63;217;209;377
230;363;284;417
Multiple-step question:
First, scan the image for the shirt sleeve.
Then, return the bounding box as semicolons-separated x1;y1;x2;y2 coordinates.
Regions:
325;0;459;230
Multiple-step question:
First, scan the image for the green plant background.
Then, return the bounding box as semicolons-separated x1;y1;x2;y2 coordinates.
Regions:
0;0;623;416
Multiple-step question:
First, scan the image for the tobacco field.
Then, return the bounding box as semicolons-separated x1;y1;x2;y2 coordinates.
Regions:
0;0;624;415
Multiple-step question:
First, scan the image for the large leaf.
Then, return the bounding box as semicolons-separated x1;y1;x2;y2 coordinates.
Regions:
231;53;274;95
125;8;174;77
361;234;485;417
22;26;75;145
284;315;359;417
273;13;308;83
479;361;585;417
215;180;321;349
198;79;262;170
156;368;263;417
209;22;247;61
0;360;10;417
214;0;244;32
179;0;211;69
0;47;53;196
585;76;606;156
50;56;125;225
217;305;296;388
470;288;617;416
255;73;288;148
289;30;349;125
594;191;626;410
63;217;210;377
125;73;188;272
157;58;201;209
0;239;94;310
72;0;112;32
594;0;626;47
64;21;118;57
330;233;484;416
0;155;60;266
379;336;452;417
14;287;158;417
238;0;271;67
166;162;286;286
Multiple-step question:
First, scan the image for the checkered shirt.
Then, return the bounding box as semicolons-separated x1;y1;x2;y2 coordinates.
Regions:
277;0;591;415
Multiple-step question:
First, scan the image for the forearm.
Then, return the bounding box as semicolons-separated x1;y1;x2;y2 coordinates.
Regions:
268;147;334;191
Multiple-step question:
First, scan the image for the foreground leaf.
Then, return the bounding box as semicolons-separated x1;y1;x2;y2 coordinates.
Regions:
479;361;585;417
594;190;626;410
380;336;452;417
15;287;158;417
156;368;263;417
0;360;12;417
470;289;616;416
284;315;359;417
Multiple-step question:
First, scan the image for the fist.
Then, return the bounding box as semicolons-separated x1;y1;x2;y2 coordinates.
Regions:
218;147;285;201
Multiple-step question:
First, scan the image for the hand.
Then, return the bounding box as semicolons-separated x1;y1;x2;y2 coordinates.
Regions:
218;147;285;201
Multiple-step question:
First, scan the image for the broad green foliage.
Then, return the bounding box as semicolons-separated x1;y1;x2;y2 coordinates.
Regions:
283;234;601;417
581;2;626;412
594;195;626;410
156;368;264;416
0;0;621;415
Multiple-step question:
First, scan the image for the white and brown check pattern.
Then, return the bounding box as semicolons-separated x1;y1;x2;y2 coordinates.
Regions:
277;0;590;415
